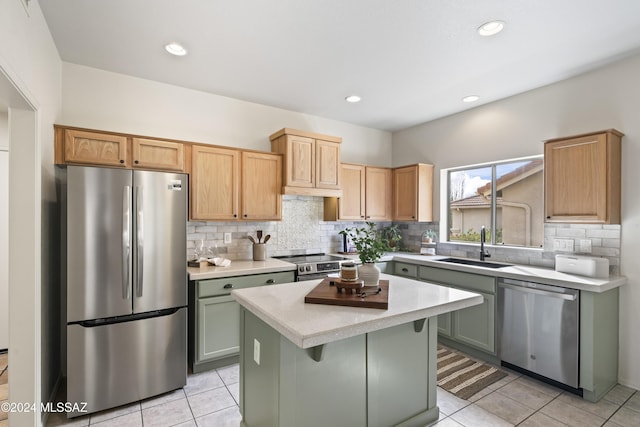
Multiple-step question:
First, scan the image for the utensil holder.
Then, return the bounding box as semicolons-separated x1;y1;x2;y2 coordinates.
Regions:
253;243;266;261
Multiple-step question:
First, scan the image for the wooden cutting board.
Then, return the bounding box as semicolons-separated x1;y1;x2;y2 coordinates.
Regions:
304;278;389;309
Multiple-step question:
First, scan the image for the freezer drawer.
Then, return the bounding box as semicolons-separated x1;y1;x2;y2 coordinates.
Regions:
67;307;187;416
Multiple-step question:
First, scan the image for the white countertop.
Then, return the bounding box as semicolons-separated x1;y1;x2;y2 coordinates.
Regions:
188;258;296;280
387;254;626;293
231;273;483;349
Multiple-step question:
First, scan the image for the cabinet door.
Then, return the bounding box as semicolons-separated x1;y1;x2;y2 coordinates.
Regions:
131;138;185;171
545;133;609;222
365;167;392;221
191;145;239;220
438;313;452;337
64;129;128;167
393;165;418;220
452;292;495;354
316;140;341;189
197;295;240;362
241;151;282;220
286;135;315;188
339;164;366;220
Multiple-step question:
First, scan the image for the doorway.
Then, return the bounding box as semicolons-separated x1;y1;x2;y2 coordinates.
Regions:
0;63;41;426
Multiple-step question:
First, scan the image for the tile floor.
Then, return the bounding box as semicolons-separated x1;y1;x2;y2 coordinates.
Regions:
36;358;640;427
0;352;7;427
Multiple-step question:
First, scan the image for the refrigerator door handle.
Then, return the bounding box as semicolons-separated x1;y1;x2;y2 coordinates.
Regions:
136;186;144;297
122;186;131;299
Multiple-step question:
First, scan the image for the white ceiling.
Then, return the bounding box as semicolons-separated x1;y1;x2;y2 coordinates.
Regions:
40;0;640;132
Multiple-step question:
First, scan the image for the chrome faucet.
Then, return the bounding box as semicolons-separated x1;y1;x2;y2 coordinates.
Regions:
480;226;491;261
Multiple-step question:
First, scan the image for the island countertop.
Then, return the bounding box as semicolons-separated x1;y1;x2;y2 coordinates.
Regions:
231;273;483;349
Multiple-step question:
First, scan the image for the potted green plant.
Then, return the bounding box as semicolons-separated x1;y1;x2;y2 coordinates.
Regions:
339;222;386;286
381;224;402;251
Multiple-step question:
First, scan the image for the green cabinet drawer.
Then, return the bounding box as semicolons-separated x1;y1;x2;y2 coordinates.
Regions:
197;271;294;297
418;265;496;294
394;262;418;278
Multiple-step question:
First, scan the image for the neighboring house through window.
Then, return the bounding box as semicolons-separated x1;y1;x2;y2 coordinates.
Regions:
443;156;544;248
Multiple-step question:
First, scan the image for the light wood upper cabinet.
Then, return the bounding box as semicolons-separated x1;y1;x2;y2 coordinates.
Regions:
270;128;342;197
241;151;282;221
393;163;434;222
324;164;391;221
131;138;185;171
191;145;240;221
365;166;392;221
61;129;128;167
544;129;622;224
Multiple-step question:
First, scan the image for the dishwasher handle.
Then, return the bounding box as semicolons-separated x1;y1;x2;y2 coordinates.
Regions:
498;281;577;301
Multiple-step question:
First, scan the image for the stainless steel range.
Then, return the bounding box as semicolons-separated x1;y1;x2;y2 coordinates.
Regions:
274;253;351;281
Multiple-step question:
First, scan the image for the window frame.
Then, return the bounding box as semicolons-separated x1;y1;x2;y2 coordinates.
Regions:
439;154;544;248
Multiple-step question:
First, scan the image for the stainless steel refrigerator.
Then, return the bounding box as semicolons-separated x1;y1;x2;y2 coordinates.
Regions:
61;165;188;416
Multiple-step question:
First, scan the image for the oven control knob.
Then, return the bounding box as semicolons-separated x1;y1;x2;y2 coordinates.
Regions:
298;266;304;273
306;265;312;272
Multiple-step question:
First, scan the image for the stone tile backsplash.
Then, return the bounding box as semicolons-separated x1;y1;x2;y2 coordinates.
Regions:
188;197;622;275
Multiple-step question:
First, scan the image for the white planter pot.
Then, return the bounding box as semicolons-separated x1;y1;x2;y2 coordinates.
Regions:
358;263;380;287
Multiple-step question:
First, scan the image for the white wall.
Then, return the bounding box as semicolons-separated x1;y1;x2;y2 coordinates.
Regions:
392;52;640;389
0;0;62;425
0;148;8;351
60;63;393;166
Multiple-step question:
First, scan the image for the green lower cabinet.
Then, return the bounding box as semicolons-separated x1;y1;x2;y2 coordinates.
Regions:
197;295;240;362
451;292;495;353
240;309;439;427
437;312;452;337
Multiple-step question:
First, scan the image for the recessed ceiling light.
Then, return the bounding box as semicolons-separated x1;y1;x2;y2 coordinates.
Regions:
477;20;505;36
345;95;361;103
462;95;480;103
165;42;187;56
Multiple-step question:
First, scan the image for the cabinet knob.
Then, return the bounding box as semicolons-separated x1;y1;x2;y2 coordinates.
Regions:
361;215;365;218
546;216;551;219
412;216;415;219
119;159;125;164
266;279;275;284
243;214;248;218
223;284;233;289
233;214;237;218
402;268;409;272
134;160;139;164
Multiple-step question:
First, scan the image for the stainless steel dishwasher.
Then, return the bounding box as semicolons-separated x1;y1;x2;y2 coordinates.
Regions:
498;278;580;392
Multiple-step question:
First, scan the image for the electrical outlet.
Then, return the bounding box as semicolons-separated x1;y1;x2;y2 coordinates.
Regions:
253;339;261;365
553;238;575;252
224;232;232;244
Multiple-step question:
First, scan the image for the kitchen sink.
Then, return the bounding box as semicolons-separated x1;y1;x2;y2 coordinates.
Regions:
437;257;512;269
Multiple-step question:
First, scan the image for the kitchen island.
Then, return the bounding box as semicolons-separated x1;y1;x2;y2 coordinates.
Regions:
231;273;483;427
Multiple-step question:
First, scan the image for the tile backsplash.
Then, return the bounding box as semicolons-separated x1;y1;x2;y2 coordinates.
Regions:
188;197;622;275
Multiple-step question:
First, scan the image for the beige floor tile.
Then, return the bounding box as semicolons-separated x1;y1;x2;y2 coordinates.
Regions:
216;364;239;386
45;411;90;427
184;370;224;396
495;378;556;411
518;412;567;427
430;417;464;427
173;421;197;427
141;397;193;427
195;406;242;427
437;388;470;416
90;411;142;427
609;406;640;426
603;420;625;427
89;402;140;424
0;384;7;401
140;388;186;410
450;404;514;427
474;390;535;424
604;385;636;405
557;391;619;418
512;376;563;398
540;399;605;427
467;386;494;403
227;383;239;405
187;386;236;419
623;392;640;412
